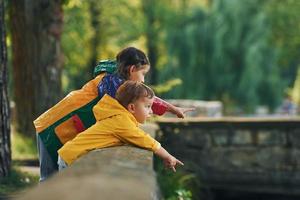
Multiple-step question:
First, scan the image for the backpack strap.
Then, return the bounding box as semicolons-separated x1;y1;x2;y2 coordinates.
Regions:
93;60;117;77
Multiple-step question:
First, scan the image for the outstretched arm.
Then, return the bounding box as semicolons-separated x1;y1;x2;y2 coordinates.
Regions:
153;96;195;118
166;103;195;118
115;116;184;172
154;147;184;172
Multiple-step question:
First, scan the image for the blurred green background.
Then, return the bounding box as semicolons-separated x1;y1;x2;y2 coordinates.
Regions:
6;0;300;115
2;0;300;198
59;0;300;114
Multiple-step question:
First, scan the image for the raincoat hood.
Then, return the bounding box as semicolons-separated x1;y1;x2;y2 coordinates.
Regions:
93;94;138;125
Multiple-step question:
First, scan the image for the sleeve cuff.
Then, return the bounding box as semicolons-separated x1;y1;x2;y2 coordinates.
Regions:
152;97;168;116
152;141;161;152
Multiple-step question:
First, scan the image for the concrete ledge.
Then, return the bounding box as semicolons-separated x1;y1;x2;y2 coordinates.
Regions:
15;124;159;200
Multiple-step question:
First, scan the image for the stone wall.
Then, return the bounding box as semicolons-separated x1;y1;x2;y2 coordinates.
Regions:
15;124;159;200
156;117;300;195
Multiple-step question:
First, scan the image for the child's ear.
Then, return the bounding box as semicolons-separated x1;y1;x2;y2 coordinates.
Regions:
129;65;136;74
127;103;135;113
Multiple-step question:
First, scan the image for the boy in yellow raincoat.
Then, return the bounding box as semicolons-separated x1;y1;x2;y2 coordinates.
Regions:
58;81;184;172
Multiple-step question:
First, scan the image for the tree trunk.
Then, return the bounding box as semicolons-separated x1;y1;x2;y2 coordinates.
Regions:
88;0;101;77
0;0;11;177
141;0;159;85
10;0;63;138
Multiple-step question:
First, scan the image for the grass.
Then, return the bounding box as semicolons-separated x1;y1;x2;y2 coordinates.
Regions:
0;126;39;198
11;128;38;160
0;165;39;197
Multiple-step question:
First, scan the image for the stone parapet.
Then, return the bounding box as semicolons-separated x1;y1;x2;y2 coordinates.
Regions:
156;117;300;195
15;124;159;200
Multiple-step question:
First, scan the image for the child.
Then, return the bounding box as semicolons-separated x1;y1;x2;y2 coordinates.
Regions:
58;81;184;172
35;47;192;181
97;47;193;117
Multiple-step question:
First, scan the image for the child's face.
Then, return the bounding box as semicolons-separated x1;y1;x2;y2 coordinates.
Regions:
129;65;150;83
130;96;154;123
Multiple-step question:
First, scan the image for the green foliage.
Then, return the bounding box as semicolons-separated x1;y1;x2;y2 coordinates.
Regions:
156;165;197;200
291;68;300;104
0;166;38;196
159;0;285;113
59;0;298;113
62;1;93;92
152;78;182;95
61;0;146;93
264;0;300;87
11;128;38;160
168;190;192;200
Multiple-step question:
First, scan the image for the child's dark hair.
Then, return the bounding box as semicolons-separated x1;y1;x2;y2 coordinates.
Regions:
116;81;154;108
116;47;150;79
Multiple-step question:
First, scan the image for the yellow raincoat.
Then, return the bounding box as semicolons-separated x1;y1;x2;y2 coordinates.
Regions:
58;94;161;165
